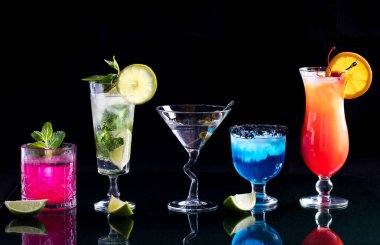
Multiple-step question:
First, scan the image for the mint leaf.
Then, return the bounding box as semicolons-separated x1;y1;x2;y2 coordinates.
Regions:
31;131;43;142
30;122;66;149
28;141;46;148
48;131;66;148
104;55;120;74
82;56;120;84
101;110;118;131
81;74;117;84
41;122;53;141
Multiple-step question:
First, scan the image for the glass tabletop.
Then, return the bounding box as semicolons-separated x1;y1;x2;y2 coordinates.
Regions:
1;167;379;244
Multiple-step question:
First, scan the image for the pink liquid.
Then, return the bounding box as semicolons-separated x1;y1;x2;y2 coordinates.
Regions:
22;210;77;245
22;157;76;206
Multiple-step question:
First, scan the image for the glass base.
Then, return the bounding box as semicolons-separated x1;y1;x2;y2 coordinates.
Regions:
168;199;218;213
299;195;348;209
94;199;136;213
254;195;278;213
43;198;77;211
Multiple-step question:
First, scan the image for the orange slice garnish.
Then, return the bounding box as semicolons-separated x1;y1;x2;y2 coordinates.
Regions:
326;52;372;99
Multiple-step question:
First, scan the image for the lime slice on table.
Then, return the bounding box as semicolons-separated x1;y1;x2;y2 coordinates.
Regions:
110;129;132;170
223;193;256;212
223;213;256;236
108;195;134;218
117;64;157;105
5;218;47;235
108;217;134;240
4;199;47;218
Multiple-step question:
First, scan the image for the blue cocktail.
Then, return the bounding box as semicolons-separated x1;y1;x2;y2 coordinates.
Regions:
230;124;287;212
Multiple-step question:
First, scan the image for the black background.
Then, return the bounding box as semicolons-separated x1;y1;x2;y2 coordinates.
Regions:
2;1;380;180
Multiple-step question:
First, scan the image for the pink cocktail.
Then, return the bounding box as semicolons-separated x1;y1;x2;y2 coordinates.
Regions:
22;209;77;245
21;143;77;210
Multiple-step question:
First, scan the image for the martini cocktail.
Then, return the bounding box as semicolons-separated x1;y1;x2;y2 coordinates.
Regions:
156;104;232;213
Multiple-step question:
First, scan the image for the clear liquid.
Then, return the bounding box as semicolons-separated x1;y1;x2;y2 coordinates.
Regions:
90;93;134;174
168;121;219;150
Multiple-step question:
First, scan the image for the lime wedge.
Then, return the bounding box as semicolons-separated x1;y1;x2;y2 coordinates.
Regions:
110;129;132;170
223;193;256;212
223;213;256;236
117;64;157;105
4;199;47;218
108;217;134;240
108;195;134;218
5;218;47;235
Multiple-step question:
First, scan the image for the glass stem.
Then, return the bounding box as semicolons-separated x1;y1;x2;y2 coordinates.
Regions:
108;175;120;199
183;214;198;244
252;183;266;204
316;176;333;203
251;210;266;225
184;150;200;201
315;208;332;228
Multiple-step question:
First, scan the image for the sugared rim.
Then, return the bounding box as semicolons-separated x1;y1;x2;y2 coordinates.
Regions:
156;104;231;113
230;124;288;138
21;142;76;150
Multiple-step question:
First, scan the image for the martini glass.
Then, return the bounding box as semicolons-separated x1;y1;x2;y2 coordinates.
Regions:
156;103;232;213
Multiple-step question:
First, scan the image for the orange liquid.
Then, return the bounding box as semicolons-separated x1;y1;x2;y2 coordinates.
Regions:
301;75;349;177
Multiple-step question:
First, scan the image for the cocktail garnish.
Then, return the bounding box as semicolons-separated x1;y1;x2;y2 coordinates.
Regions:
81;56;120;91
326;50;372;99
28;122;65;149
327;46;336;68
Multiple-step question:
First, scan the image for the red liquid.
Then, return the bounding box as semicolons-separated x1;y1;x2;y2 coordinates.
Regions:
302;227;344;245
22;157;76;206
301;75;349;177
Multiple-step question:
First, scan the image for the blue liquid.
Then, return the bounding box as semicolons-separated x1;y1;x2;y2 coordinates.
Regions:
232;223;283;245
231;136;286;184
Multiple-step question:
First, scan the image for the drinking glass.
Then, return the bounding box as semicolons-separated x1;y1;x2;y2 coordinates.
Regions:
21;143;77;211
89;82;135;212
230;124;287;212
299;67;349;209
157;104;232;213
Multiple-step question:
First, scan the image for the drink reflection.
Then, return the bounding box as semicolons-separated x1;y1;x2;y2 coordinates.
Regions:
227;210;282;245
183;214;198;244
22;208;77;245
98;216;134;245
302;208;344;245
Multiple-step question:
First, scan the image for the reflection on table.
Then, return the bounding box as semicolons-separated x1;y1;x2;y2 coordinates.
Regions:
302;208;344;245
98;216;134;245
5;208;77;245
224;209;282;245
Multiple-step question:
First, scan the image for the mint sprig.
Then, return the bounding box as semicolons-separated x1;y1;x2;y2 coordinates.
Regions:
95;105;129;159
81;55;120;84
29;122;66;149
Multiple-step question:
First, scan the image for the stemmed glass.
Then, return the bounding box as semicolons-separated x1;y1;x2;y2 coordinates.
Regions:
299;67;349;209
156;103;232;213
89;82;135;212
230;124;288;212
